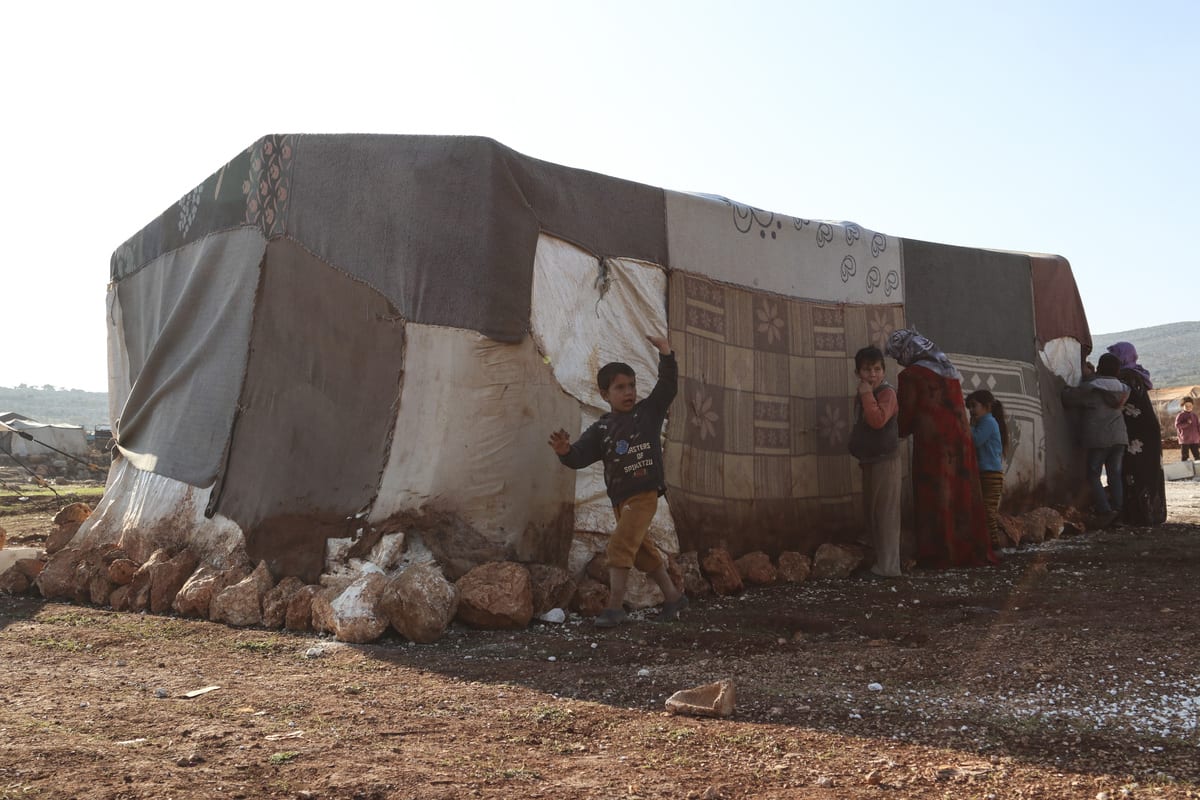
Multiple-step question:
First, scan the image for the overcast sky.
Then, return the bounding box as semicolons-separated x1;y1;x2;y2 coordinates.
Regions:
4;0;1196;392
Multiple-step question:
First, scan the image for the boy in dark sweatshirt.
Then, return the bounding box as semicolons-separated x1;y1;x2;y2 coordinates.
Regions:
548;334;687;627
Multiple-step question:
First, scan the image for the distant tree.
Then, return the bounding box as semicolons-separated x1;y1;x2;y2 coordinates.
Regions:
42;384;55;391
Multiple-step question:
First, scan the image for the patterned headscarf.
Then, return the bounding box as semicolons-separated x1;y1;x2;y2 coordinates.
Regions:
885;328;962;381
1106;341;1152;388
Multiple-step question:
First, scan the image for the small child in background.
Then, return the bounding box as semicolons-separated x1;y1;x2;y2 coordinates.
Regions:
1175;398;1200;461
847;346;902;577
965;390;1008;548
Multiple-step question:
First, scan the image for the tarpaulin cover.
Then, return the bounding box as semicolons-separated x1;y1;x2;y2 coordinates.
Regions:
901;239;1037;364
115;135;668;344
213;238;406;582
1029;254;1091;354
664;269;906;554
114;228;266;486
0;419;88;458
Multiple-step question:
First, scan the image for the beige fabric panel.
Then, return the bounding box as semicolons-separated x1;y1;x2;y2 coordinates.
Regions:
665;190;903;305
105;286;130;430
370;325;578;565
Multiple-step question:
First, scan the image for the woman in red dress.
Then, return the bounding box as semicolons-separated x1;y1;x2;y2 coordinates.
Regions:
885;329;997;569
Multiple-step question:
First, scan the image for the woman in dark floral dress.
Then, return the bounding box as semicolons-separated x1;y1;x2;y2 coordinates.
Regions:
886;329;997;568
1107;342;1166;526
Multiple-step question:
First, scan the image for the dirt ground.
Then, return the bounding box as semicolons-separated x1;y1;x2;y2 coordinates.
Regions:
3;475;1200;800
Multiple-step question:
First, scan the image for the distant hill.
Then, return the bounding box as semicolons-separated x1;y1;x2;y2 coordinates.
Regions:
1093;321;1200;389
0;386;110;429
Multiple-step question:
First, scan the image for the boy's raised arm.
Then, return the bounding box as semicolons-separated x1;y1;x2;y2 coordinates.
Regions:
644;333;678;411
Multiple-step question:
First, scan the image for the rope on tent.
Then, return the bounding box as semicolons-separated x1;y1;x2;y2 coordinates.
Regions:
0;440;61;499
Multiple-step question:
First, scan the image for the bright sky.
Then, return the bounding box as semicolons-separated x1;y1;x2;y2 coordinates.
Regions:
3;1;1196;392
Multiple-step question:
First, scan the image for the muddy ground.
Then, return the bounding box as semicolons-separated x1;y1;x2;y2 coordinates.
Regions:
2;472;1200;800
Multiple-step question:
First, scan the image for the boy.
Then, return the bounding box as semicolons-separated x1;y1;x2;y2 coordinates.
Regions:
847;346;902;577
548;334;688;627
1175;397;1200;461
1061;352;1129;527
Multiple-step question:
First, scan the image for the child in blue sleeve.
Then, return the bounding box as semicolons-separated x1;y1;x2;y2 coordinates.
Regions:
965;390;1008;547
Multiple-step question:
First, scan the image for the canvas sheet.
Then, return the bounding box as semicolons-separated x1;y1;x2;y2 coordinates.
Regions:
114;227;266;487
949;352;1044;501
528;234;677;548
664;270;906;556
1041;337;1083;386
211;238;406;583
115;135;668;344
105;286;131;430
901;239;1037;364
1035;357;1088;506
370;324;578;566
665;191;903;305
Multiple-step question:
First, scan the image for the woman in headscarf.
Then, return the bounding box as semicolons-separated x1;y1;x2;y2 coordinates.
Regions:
1107;342;1166;526
885;329;997;568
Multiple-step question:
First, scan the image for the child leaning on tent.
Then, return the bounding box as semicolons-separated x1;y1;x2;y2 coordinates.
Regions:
548;334;688;628
1061;352;1129;527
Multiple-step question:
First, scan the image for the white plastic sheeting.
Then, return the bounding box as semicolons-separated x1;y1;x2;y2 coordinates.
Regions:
0;420;87;458
78;457;245;566
530;235;678;551
1039;336;1083;386
369;323;578;561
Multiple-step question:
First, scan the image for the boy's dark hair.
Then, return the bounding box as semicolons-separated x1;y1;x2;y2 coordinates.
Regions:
1097;353;1121;378
597;362;635;392
854;346;885;371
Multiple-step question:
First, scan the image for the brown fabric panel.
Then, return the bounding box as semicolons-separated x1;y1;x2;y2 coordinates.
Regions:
1029;254;1092;353
213;239;405;582
665;269;905;556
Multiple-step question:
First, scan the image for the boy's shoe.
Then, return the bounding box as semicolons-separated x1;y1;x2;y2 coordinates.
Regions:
658;594;689;621
594;608;628;628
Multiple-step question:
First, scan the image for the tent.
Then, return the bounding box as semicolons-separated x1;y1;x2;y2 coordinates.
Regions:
0;416;88;460
81;135;1092;583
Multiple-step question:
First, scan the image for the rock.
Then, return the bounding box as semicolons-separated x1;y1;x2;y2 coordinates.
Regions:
149;549;200;614
0;524;5;549
701;548;743;596
309;587;339;634
584;552;610;584
665;679;736;718
210;561;275;627
1025;507;1065;543
125;550;172;612
107;558;139;585
676;552;711;596
455;562;533;630
734;551;777;586
15;558;44;581
624;569;666;610
997;513;1024;547
526;564;576;615
0;567;30;595
34;547;85;600
45;502;92;555
53;502;92;526
571;577;609;617
261;576;306;629
538;608;566;624
810;543;863;580
776;551;812;583
173;566;225;618
109;584;133;611
329;573;390;643
380;563;459;643
285;584;323;631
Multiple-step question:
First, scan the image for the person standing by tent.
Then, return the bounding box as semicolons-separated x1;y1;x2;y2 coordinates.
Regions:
1174;398;1200;462
965;389;1008;548
885;329;996;568
548;334;688;627
1061;353;1129;528
847;345;903;577
1107;341;1167;526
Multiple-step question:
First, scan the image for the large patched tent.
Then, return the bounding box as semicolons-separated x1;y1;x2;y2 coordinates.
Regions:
81;134;1091;584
